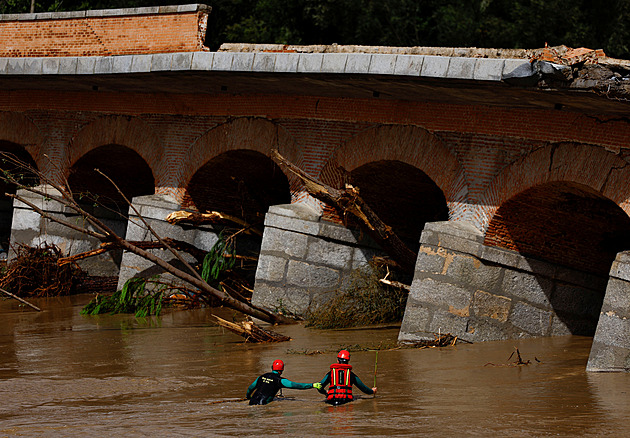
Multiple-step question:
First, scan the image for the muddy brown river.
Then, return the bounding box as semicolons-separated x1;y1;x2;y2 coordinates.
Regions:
1;294;629;437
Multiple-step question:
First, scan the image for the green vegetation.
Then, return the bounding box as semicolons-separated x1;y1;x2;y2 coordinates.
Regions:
2;0;629;59
201;232;236;285
81;277;163;318
305;262;407;329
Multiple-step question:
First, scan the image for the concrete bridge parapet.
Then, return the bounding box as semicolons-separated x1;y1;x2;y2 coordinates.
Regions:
399;221;608;344
252;204;382;316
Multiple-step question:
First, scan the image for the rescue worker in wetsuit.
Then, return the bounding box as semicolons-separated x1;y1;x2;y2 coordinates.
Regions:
246;359;322;405
317;350;377;405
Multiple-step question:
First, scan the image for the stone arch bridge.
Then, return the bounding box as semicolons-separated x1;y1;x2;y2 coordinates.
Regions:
2;4;630;371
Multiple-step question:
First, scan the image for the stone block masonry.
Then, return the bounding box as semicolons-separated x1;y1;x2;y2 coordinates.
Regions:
252;204;382;316
587;253;630;372
399;221;609;344
11;186;127;277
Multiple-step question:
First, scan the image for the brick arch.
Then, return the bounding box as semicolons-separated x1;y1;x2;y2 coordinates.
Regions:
68;115;161;182
0;112;44;168
476;142;630;233
181;118;301;196
320;124;468;219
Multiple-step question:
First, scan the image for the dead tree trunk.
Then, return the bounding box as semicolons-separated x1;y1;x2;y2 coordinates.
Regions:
271;149;418;274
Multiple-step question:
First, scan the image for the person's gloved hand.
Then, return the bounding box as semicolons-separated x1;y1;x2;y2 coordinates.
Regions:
313;382;322;390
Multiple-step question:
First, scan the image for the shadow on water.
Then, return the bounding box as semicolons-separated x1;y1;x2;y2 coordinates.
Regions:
1;295;630;436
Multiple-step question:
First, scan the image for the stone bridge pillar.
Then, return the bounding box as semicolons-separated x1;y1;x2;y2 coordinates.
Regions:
251;204;381;316
10;185;126;276
587;252;630;372
117;194;221;291
399;221;607;344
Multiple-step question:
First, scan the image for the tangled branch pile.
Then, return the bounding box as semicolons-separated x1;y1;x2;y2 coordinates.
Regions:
306;261;408;329
0;243;81;297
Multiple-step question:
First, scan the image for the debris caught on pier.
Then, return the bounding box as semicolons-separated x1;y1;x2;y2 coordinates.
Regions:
0;243;80;298
484;347;542;367
271;149;417;274
305;261;407;329
403;333;461;349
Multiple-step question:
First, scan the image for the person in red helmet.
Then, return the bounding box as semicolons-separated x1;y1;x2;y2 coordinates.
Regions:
317;350;377;405
246;359;322;405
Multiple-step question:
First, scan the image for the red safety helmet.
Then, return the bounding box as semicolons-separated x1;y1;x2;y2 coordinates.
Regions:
337;350;350;362
272;359;284;371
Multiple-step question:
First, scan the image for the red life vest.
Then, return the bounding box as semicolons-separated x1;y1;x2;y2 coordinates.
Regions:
327;363;353;402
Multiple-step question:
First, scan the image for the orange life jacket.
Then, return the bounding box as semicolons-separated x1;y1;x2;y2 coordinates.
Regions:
327;363;353;401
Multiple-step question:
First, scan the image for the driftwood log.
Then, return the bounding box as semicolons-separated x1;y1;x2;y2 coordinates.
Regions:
213;315;291;342
271;149;417;274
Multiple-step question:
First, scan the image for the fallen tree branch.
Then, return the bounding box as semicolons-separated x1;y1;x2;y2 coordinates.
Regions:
0;153;293;325
271;149;417;273
166;210;263;237
379;278;411;291
213;315;291;342
0;287;41;311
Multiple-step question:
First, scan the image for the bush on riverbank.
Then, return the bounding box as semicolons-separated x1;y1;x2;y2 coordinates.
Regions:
305;261;408;329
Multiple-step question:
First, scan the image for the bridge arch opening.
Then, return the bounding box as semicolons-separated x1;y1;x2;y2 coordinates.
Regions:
484;181;630;335
350;160;449;253
68;144;155;215
184;149;291;222
184;149;291;294
0;141;38;252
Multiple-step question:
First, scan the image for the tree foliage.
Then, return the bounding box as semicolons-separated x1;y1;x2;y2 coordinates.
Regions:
1;0;629;59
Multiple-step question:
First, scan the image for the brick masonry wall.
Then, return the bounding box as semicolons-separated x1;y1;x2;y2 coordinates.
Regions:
0;8;209;57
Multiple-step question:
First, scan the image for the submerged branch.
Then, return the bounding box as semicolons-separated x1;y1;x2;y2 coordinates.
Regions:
0;287;41;311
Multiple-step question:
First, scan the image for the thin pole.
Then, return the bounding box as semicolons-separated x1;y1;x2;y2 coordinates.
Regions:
373;350;378;390
0;287;41;311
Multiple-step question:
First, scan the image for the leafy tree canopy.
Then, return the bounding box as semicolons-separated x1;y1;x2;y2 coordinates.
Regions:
1;0;628;59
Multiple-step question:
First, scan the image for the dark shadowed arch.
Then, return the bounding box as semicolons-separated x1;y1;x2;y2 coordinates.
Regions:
68;144;155;214
351;160;448;252
0;141;38;250
485;181;630;335
184;149;291;223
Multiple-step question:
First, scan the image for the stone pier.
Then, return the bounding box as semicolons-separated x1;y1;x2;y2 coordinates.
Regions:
10;185;127;277
251;204;381;316
117;194;221;290
398;221;608;343
587;252;630;372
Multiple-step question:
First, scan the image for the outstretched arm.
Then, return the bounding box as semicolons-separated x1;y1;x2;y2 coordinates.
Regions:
246;377;260;399
352;373;374;395
280;378;313;390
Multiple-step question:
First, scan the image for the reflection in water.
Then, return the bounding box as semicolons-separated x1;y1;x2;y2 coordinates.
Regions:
1;295;630;437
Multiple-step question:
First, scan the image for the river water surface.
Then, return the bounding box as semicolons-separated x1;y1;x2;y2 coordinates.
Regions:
1;294;629;437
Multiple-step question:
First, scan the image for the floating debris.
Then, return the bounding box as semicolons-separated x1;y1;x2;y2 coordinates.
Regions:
213;315;291;343
484;347;542;367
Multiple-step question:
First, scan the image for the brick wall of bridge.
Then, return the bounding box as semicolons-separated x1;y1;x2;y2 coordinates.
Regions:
2;89;630;271
0;5;209;57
